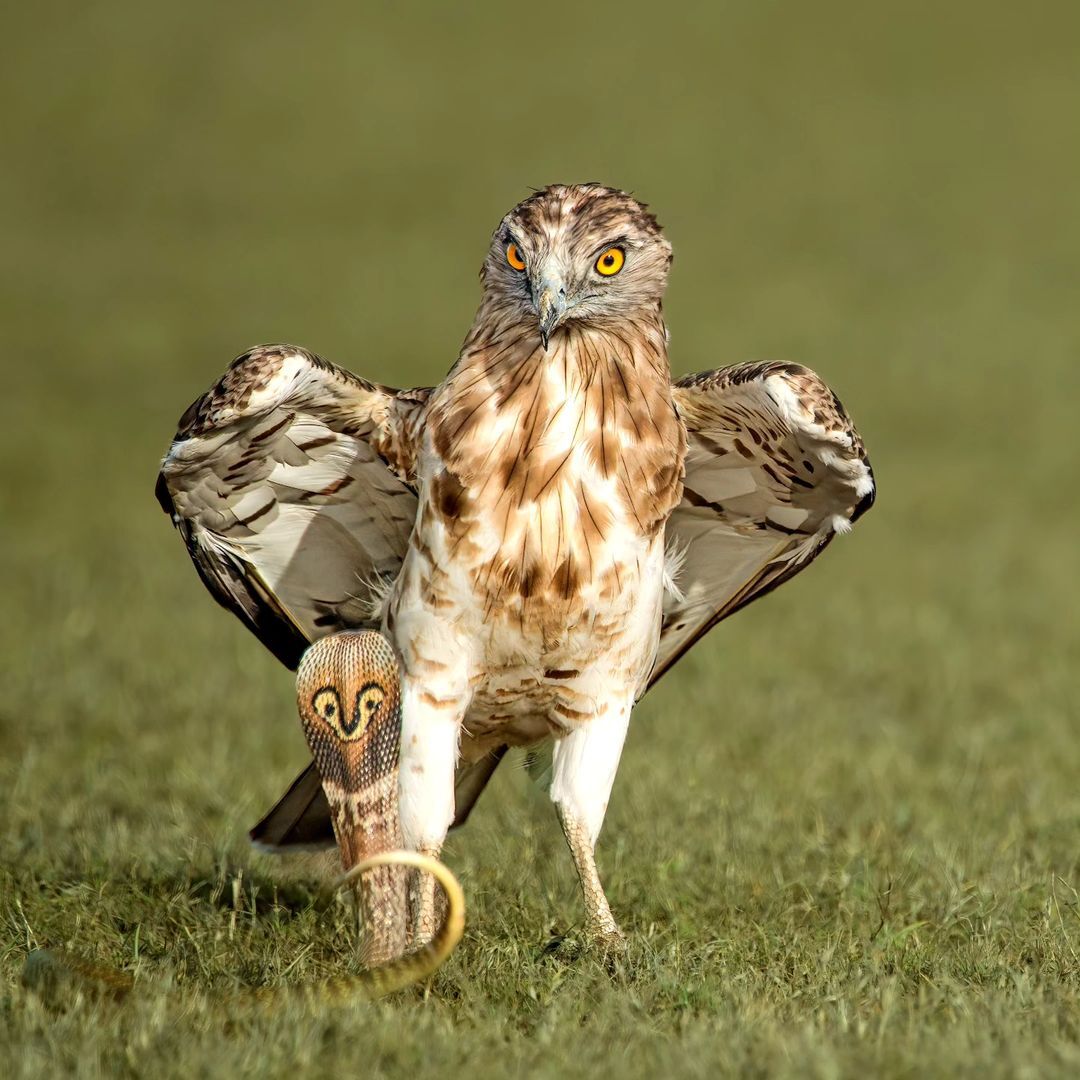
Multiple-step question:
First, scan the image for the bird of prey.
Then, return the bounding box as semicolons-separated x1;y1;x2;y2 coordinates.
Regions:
157;183;874;943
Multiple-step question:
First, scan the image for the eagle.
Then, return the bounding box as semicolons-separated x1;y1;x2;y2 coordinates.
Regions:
156;183;874;943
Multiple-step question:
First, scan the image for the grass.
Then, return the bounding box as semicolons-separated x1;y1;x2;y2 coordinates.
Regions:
3;0;1080;1075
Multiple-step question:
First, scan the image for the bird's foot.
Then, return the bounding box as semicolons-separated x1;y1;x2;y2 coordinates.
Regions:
585;919;626;959
541;920;626;968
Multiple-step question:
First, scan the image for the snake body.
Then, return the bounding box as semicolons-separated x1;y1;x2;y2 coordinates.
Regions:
22;631;463;1006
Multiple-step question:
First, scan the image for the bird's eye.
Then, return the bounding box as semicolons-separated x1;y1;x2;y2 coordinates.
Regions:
506;243;526;271
595;247;625;276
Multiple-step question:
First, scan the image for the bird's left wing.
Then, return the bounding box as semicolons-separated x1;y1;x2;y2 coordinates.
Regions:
648;361;875;688
157;344;429;670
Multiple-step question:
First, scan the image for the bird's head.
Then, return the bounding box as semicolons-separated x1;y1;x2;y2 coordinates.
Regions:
481;183;672;349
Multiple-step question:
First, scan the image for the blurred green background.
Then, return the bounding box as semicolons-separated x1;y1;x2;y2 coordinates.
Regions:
3;1;1080;1076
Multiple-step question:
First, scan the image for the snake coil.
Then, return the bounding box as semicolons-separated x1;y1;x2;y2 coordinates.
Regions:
22;851;462;1007
23;630;464;1008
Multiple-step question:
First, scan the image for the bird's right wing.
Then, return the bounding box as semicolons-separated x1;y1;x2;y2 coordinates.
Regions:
157;344;430;669
158;344;438;855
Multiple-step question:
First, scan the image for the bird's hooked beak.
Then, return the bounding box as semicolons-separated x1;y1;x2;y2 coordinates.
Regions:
534;270;569;349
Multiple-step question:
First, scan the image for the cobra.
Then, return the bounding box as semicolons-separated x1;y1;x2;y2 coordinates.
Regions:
22;631;462;1006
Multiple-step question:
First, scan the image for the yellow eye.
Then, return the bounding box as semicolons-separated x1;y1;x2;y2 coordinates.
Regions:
506;242;526;271
595;247;624;276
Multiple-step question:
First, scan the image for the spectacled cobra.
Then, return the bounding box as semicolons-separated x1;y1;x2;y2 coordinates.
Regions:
22;630;463;1007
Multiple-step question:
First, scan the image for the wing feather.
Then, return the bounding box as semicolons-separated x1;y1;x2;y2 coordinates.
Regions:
157;344;429;670
649;361;874;687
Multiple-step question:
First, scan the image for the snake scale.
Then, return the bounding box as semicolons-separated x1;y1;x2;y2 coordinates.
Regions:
22;631;463;1007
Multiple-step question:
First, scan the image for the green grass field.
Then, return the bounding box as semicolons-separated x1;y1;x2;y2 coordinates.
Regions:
3;2;1080;1075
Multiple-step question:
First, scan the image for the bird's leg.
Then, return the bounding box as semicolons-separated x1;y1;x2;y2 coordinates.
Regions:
397;672;468;948
411;843;449;945
550;696;632;946
556;805;621;940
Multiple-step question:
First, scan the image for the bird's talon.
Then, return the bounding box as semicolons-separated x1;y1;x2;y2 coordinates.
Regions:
586;923;626;953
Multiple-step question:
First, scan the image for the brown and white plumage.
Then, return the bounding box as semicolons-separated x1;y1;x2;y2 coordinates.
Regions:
155;351;427;666
157;183;875;940
653;362;874;683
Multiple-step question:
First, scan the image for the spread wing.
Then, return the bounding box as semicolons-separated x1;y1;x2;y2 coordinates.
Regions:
649;361;875;687
157;344;429;670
